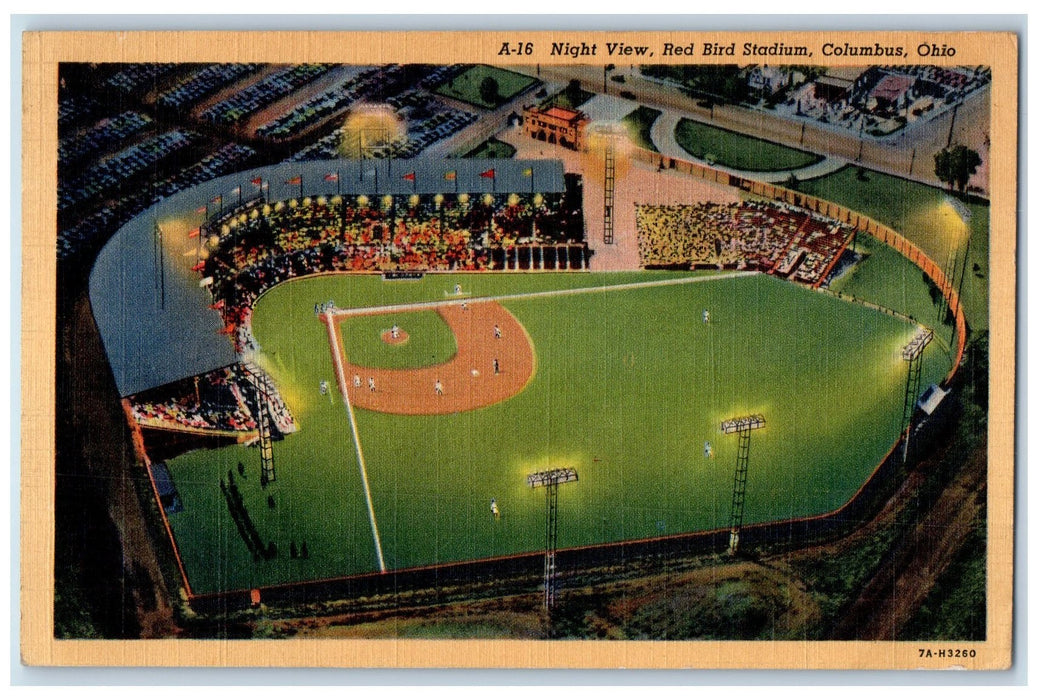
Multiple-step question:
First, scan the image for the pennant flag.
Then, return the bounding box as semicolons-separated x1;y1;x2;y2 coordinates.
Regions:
443;170;457;181
195;204;207;213
479;168;496;179
286;176;302;185
188;228;201;238
250;177;263;186
324;173;339;182
402;172;416;182
523;168;533;177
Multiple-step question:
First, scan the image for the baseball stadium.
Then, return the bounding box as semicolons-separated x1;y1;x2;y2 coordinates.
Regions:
54;61;989;626
88;147;973;606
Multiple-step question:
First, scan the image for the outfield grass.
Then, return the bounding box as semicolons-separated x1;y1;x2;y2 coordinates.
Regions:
830;235;953;337
674;117;824;172
621;106;661;152
434;65;538;109
165;272;949;593
795;166;989;331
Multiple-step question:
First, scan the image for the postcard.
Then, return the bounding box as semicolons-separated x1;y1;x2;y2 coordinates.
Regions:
20;29;1017;669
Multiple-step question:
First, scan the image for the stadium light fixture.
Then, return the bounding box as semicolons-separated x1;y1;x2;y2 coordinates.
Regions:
720;413;766;555
527;468;579;488
901;328;934;361
720;414;766;434
527;467;579;615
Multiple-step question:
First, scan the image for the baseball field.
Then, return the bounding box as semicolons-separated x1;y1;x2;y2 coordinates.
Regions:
162;267;952;595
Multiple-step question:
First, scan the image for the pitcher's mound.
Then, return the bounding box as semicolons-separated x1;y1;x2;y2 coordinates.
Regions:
381;329;410;345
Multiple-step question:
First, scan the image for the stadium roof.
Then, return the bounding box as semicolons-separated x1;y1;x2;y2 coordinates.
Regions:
89;158;566;397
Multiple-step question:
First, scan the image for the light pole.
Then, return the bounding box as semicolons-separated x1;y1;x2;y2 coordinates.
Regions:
720;414;766;555
527;467;579;612
900;329;934;463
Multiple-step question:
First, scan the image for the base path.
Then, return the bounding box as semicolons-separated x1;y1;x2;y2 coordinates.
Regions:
331;301;535;415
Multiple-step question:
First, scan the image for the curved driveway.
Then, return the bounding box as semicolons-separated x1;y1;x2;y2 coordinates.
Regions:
649;110;848;184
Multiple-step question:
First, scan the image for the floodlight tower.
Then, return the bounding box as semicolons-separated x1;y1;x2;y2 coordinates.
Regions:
720;414;766;555
241;362;277;485
603;134;616;245
527;467;579;611
900;328;934;462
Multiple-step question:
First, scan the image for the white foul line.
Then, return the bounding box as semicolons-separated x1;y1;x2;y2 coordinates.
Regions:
330;270;760;318
325;310;387;573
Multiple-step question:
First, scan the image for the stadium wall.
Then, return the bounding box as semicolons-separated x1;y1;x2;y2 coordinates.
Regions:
188;427;931;615
631;148;968;385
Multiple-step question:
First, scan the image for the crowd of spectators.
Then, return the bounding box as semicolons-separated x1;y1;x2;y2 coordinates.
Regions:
128;366;258;433
58;111;153;167
635;199;853;286
200;64;334;126
59;129;198;211
155;63;262;111
195;192;579;338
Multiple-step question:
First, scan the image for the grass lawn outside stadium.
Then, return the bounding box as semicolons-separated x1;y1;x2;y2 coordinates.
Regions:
434;65;538;110
164;271;951;594
674;117;824;172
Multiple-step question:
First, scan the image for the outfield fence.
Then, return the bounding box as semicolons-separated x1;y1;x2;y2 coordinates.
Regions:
631;147;968;385
171;150;972;611
189;413;954;614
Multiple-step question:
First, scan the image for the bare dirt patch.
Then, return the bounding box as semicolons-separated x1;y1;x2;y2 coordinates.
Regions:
336;300;535;415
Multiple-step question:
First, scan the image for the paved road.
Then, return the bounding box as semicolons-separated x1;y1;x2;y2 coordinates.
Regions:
527;64;990;193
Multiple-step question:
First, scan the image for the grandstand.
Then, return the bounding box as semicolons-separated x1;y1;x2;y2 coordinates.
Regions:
90;158;570;398
635;200;855;286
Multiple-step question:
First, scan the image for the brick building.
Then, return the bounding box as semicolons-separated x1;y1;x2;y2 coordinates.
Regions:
522;105;588;151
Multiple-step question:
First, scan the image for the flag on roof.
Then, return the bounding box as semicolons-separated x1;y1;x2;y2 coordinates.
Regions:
230;186;241;196
522;168;533;177
286;176;302;185
402;172;416;182
479;168;496;179
250;177;263;186
210;194;222;203
324;172;339;182
443;170;457;181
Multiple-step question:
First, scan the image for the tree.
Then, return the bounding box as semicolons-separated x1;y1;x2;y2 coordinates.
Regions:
934;144;982;193
479;76;500;106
